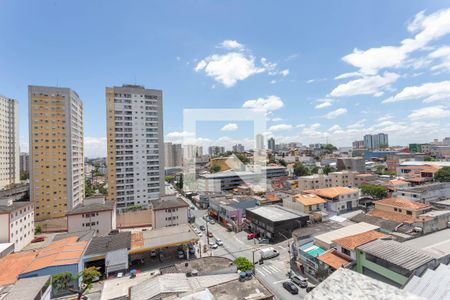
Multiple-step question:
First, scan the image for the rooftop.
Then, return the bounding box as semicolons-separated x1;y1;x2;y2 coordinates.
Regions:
395;182;450;193
315;222;379;246
2;275;50;300
304;186;359;199
333;230;387;250
295;194;327;206
403;264;450;300
317;249;351;270
403;229;450;259
304;268;424;300
0;251;38;286
84;232;131;256
130;224;199;252
66;201;115;215
208;278;272;300
300;241;327;257
358;239;435;272
375;197;431;211
246;205;307;222
368;209;418;223
152;197;189;211
22;237;88;275
0;201;32;214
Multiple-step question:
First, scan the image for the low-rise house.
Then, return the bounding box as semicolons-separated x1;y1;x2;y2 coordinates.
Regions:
403;228;450;265
298;171;375;192
316;249;352;279
355;239;438;287
397;164;441;184
0;251;38;286
394;182;450;203
152;196;189;229
304;187;360;214
283;193;326;214
314;222;379;250
372;197;432;218
0;275;51;300
333;230;387;260
0;199;34;251
66;195;116;235
208;196;258;231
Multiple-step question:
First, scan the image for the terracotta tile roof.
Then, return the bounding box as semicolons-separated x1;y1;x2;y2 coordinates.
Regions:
333;230;387;250
304;187;358;199
375;197;431;211
0;251;38;285
387;179;409;186
266;194;281;202
317;249;351;270
295;194;327;206
22;237;88;274
368;209;416;223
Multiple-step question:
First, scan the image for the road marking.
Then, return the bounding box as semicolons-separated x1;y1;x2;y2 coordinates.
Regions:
273;279;288;284
256;269;266;277
267;265;281;273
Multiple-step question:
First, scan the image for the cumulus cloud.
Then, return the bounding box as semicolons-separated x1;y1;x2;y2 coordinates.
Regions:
268;124;293;131
429;46;450;72
324;108;348;119
408;105;450;120
219;40;244;50
315;99;333;109
383;80;450;103
242;95;284;111
280;69;290;76
330;72;399;97
85;136;107;158
195;52;265;87
221;123;239;131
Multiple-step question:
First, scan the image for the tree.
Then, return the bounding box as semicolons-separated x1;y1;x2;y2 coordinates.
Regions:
375;165;386;175
52;272;73;294
435;166;450;182
322;165;336;175
310;166;320;174
278;159;287;167
165;175;175;182
235;153;250;164
209;164;221;173
360;184;388;200
234;256;253;272
35;224;42;234
73;267;102;300
321;144;337;154
20;171;29;180
293;162;310;177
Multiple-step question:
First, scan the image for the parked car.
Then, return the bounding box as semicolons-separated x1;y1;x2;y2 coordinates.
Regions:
198;232;203;237
199;225;206;231
283;281;299;294
31;236;45;243
207;231;213;238
215;238;223;246
291;275;308;288
150;250;157;257
210;243;218;249
259;247;279;260
247;233;257;240
177;250;185;259
209;220;216;225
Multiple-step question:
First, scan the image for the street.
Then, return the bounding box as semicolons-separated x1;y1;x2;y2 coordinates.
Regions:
191;208;308;299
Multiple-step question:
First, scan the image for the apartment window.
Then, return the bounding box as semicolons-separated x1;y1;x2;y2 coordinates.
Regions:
341;248;351;256
406;210;412;215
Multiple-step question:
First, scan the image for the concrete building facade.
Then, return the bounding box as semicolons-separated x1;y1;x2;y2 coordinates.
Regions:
106;85;164;210
0;200;34;251
0;96;20;189
19;152;29;175
164;142;183;168
29;86;84;220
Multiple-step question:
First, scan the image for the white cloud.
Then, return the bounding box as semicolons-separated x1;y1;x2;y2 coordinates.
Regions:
383;80;450;103
408;105;450;120
315;100;333;109
85;136;107;158
296;124;306;128
268;124;293;131
271;117;283;122
195;52;265;87
328;125;343;132
324;108;348;119
242;95;284;111
280;69;289;76
221;123;239;131
334;72;363;80
219;40;244;50
330;72;399;97
166;131;194;138
429;46;450;72
340;8;450;74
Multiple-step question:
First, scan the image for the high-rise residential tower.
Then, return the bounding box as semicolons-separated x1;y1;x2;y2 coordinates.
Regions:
164;142;183;167
29;86;84;220
0;95;20;189
106;85;164;210
364;133;389;150
267;137;275;151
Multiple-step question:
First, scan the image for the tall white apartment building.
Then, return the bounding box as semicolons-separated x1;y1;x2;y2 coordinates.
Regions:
106;85;164;210
29;86;84;220
0;96;20;189
0;199;34;251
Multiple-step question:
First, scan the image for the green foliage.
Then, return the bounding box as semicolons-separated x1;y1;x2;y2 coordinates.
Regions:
234;256;253;272
278;159;287;167
85;179;107;197
209;164;221;173
35;224;42;234
77;267;101;299
165;175;175;182
175;176;183;190
424;156;435;162
321;144;337;154
310;166;320;174
322;165;336;175
435;166;450;182
375;165;386;175
293;162;310;177
20;171;29;180
360;184;388;200
235;153;250;164
52;272;73;292
126;204;144;212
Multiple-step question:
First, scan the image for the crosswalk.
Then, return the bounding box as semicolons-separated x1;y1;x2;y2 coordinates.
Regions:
256;264;283;277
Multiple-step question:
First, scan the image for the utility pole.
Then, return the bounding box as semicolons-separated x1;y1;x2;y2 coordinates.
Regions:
206;219;210;245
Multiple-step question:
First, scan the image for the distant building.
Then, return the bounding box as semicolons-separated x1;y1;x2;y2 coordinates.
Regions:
232;144;245;152
29;85;84;220
298;171;375;192
255;134;264;150
336;157;365;173
19;153;29;175
208;146;225;156
304;187;360;213
363;133;389;150
0;200;34;251
66;195;116;235
151;196;189;229
352;140;365;150
164;142;183;167
0;96;19;189
394;182;450;203
208;196;258;231
183;144;202;159
268;137;275;151
283;193;327;214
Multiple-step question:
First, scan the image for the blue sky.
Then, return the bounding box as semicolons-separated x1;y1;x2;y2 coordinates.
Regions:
1;1;450;157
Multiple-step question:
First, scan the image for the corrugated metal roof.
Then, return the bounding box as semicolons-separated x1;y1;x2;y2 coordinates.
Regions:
358;239;435;271
404;264;450;300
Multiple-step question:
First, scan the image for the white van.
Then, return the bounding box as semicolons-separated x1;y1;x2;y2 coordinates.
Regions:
259;247;279;260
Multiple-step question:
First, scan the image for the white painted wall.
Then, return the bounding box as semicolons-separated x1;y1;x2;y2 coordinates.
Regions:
68;210;115;235
153;207;188;229
1;204;34;251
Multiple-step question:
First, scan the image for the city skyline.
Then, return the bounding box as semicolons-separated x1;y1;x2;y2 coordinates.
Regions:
1;1;450;157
